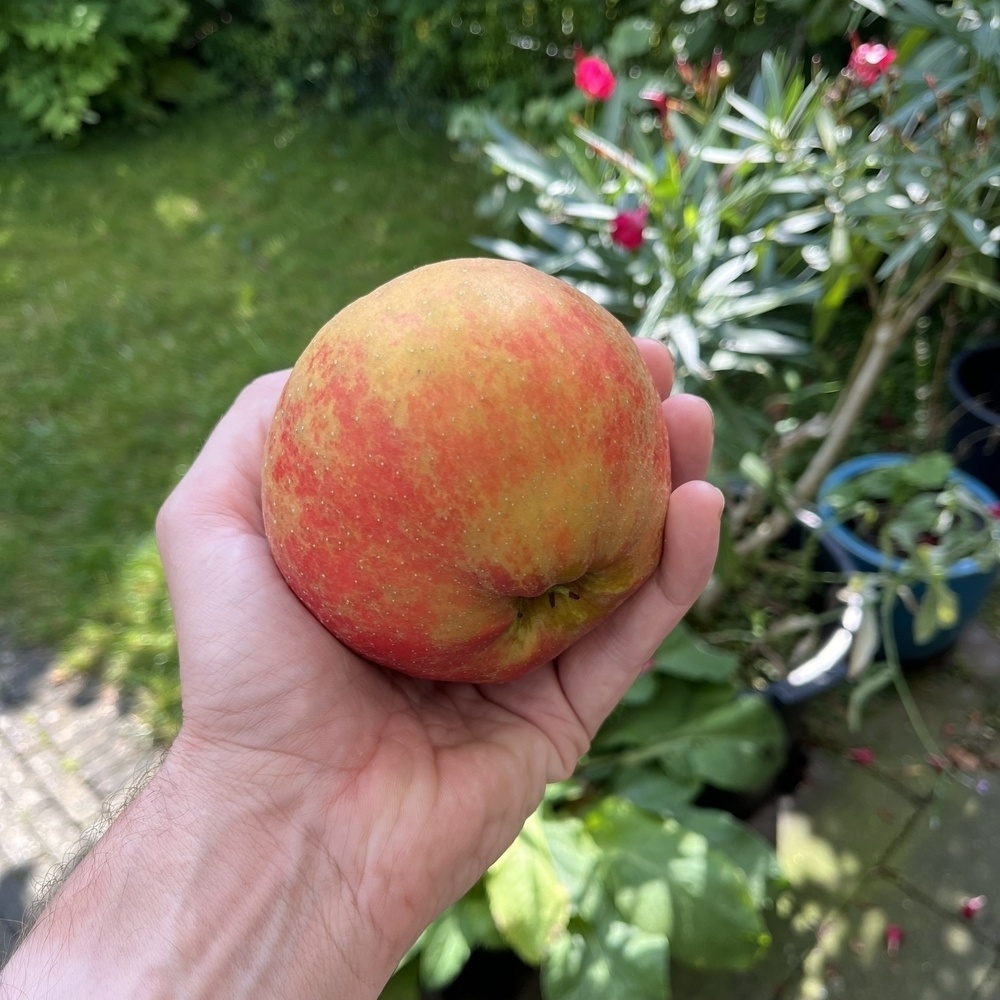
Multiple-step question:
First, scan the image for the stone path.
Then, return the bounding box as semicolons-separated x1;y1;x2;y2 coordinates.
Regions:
0;636;157;961
672;620;1000;1000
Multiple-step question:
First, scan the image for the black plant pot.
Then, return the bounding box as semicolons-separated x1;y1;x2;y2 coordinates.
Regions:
761;509;862;708
948;341;1000;495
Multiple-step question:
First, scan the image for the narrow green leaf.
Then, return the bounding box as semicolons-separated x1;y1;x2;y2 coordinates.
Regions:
847;662;895;732
724;91;770;130
947;269;1000;302
740;452;773;490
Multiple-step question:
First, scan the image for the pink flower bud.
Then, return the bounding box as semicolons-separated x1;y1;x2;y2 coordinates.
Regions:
885;923;904;957
574;53;616;101
961;895;987;919
847;38;897;87
848;747;876;767
610;206;648;252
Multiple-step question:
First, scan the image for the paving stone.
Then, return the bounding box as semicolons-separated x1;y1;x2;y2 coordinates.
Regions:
673;876;996;1000
0;756;80;856
1;648;154;966
0;790;48;869
955;622;1000;685
807;664;999;800
12;738;104;829
774;749;918;913
804;876;996;1000
971;965;1000;999
669;903;821;999
887;769;1000;945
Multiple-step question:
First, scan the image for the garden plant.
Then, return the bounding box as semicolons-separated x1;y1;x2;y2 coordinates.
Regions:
3;2;999;999
401;4;1000;994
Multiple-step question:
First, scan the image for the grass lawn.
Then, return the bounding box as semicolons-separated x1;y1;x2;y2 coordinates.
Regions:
0;105;483;736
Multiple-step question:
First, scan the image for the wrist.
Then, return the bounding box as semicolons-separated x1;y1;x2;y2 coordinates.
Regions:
2;732;412;1000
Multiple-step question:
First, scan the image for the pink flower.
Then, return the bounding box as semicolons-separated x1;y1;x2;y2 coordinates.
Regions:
575;52;616;101
610;206;648;251
885;923;904;957
961;895;987;919
847;35;897;87
988;502;1000;519
847;747;876;767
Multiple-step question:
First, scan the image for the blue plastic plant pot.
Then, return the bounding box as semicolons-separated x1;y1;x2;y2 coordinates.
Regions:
817;454;1000;662
948;342;1000;496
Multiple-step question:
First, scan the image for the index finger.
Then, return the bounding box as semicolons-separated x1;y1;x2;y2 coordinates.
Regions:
158;370;291;539
634;338;674;399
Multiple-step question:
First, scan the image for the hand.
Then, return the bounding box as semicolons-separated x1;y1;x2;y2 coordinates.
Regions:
157;336;720;965
4;340;720;999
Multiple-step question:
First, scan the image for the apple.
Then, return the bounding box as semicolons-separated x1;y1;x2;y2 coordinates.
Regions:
261;257;670;683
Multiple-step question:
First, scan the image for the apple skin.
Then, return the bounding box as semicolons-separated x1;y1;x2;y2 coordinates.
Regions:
261;258;670;683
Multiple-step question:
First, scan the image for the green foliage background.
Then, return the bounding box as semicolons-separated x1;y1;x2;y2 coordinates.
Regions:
1;0;862;148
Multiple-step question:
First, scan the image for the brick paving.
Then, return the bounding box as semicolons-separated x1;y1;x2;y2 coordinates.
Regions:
0;636;157;961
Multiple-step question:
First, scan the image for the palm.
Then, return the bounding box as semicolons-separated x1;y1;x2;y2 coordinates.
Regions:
156;345;719;935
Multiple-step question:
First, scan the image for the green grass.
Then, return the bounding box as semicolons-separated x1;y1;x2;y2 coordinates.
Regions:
0;106;482;735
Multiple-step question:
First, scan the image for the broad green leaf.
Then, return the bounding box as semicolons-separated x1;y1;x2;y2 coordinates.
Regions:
486;810;571;964
612;765;700;815
379;961;421;1000
542;909;670;1000
587;799;771;969
454;881;507;951
541;813;606;922
594;680;787;793
666;805;784;908
621;669;659;706
651;622;739;683
606;16;657;61
419;908;471;990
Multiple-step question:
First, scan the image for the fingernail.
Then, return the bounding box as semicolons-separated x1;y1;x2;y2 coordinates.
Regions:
702;396;716;432
711;485;726;515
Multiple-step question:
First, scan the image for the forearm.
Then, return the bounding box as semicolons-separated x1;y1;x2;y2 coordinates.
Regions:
1;744;403;1000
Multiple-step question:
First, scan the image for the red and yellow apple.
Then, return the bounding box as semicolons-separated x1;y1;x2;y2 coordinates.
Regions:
261;258;670;683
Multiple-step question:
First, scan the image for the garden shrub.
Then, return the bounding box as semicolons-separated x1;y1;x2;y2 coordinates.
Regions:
0;0;191;146
0;0;867;147
184;0;391;114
